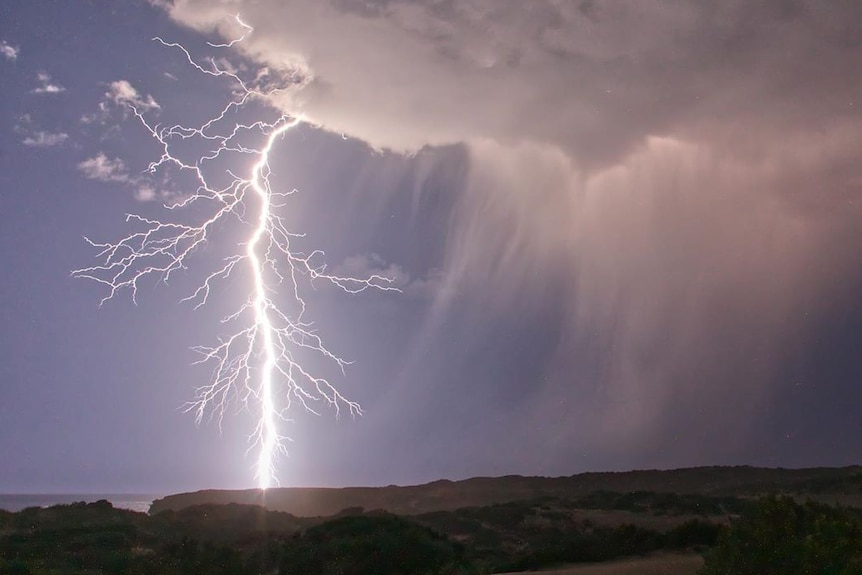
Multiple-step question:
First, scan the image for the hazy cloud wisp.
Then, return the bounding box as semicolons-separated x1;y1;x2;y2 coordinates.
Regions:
22;131;69;147
32;71;65;94
0;40;19;61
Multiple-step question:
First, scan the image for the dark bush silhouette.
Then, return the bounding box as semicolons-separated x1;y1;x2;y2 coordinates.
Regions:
700;496;862;575
666;519;722;548
279;514;470;575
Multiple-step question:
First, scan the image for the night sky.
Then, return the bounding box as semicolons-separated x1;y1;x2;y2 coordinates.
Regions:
2;0;862;494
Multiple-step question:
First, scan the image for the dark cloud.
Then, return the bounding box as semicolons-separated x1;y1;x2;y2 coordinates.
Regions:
147;0;862;470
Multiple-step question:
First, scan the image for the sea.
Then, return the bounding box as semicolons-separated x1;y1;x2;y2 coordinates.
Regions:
0;494;161;514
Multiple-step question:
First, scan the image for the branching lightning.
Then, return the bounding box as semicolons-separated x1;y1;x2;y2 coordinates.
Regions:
73;16;397;489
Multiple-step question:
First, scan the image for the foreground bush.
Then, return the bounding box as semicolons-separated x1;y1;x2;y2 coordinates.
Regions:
700;496;862;575
279;514;472;575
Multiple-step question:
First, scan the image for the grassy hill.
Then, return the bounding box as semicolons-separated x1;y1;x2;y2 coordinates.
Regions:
150;465;862;516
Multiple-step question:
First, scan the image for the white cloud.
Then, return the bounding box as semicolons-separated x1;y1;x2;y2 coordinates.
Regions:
22;131;69;147
32;71;65;94
134;185;159;202
77;153;131;183
14;115;69;148
0;40;19;61
105;80;160;111
82;80;161;124
159;1;862;163
78;153;175;202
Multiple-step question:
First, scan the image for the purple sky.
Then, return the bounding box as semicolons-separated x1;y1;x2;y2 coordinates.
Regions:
2;0;862;494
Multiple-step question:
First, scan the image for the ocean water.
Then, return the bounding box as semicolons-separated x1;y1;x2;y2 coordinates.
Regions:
0;494;160;514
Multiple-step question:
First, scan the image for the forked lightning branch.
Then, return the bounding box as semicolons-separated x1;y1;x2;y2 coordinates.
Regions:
73;18;397;489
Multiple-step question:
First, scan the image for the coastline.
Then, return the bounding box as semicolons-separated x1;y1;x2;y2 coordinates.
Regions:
0;493;160;513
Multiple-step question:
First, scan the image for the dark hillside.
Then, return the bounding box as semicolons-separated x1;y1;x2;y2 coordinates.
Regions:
150;465;862;516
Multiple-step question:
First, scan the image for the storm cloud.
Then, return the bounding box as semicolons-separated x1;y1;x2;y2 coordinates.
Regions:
157;0;862;470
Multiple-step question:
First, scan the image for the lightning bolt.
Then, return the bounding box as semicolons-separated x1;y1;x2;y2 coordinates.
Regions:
72;16;397;489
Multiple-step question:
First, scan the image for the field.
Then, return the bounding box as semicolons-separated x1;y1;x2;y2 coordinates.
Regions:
498;553;703;575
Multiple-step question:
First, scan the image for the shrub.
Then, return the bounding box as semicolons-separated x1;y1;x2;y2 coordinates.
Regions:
700;496;862;575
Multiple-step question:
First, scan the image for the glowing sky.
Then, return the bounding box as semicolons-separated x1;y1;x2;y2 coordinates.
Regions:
1;0;862;493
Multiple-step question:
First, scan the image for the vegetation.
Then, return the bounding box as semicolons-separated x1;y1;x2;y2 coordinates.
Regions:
9;491;862;574
0;493;722;575
416;497;722;572
279;514;472;575
700;496;862;575
0;502;468;575
567;490;745;516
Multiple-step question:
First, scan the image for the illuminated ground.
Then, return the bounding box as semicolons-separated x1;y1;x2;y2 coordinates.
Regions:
497;553;703;575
